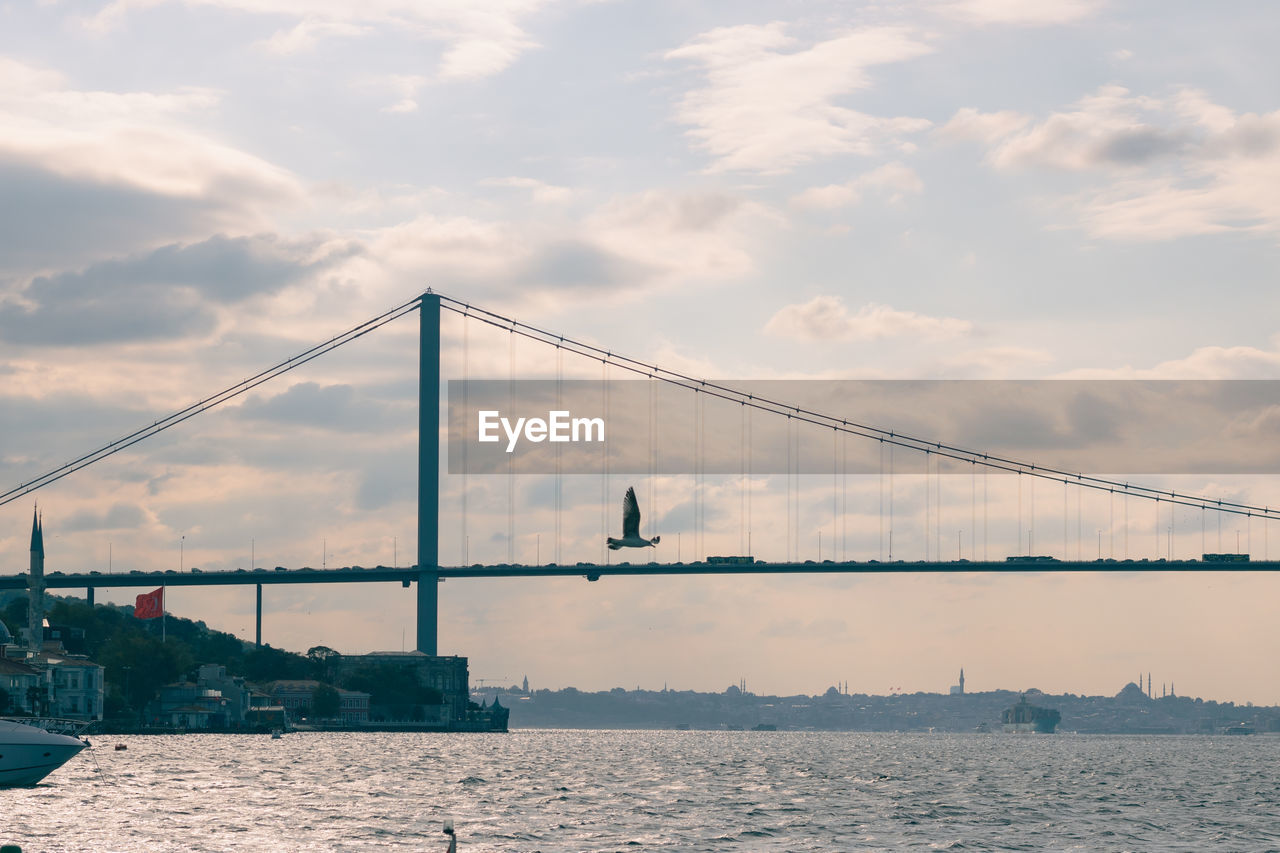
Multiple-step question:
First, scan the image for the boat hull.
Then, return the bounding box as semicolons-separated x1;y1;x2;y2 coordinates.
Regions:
0;720;87;787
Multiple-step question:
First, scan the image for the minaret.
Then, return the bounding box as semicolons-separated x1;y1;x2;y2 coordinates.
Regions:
959;668;965;694
28;507;45;651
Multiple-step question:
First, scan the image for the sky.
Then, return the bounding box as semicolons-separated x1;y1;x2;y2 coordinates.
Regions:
2;0;1280;704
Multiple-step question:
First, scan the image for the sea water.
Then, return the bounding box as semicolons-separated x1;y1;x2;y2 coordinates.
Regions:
7;730;1280;851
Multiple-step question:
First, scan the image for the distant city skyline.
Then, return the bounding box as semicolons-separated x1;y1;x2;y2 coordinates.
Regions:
2;1;1279;704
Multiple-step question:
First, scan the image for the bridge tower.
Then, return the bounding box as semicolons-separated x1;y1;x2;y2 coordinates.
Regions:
417;291;440;654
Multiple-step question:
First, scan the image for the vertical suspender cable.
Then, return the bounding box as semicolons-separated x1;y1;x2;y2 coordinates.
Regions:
1029;473;1035;556
604;358;609;563
650;374;658;545
935;454;942;562
788;417;798;558
1157;499;1167;558
696;389;706;560
700;391;706;560
1063;479;1068;561
786;416;793;562
889;443;894;561
1124;490;1129;559
831;429;837;564
740;403;746;556
555;346;562;565
461;310;469;566
926;448;936;560
841;428;847;562
879;441;885;562
747;403;753;558
508;325;515;563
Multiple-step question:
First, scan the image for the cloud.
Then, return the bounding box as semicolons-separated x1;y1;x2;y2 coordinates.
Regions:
938;345;1054;377
88;0;555;80
765;296;972;342
257;18;370;55
666;23;932;173
934;0;1104;26
791;162;924;209
944;86;1280;240
1058;340;1280;379
480;176;572;204
0;57;300;270
936;107;1030;145
0;234;353;346
375;75;428;114
238;381;406;432
365;189;771;305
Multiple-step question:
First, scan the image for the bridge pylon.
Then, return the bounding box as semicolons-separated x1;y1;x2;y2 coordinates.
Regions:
417;290;440;654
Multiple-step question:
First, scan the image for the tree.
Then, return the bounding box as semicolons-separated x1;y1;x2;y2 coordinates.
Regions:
306;646;341;682
312;684;341;719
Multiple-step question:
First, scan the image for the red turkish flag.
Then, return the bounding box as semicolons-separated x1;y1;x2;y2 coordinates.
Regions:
135;587;164;620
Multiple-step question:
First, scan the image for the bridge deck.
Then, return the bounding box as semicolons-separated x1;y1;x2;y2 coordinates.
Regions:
1;558;1276;591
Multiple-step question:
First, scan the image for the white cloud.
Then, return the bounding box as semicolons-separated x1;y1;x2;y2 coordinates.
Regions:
258;18;369;55
1058;339;1280;379
0;57;298;203
946;86;1280;240
938;344;1054;377
791;162;924;209
936;107;1030;145
0;57;301;270
87;0;554;80
480;176;573;204
587;190;776;284
765;296;973;341
935;0;1104;27
666;23;933;173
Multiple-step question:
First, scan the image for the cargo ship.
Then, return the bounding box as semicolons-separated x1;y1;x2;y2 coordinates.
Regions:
1001;694;1060;733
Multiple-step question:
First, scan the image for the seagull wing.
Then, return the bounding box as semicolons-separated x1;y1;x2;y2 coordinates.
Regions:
622;487;641;539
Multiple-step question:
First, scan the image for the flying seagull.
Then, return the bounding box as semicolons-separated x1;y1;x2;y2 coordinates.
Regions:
607;487;661;550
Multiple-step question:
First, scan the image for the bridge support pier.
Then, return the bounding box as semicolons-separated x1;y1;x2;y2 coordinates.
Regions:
87;587;94;607
255;583;262;648
417;291;440;654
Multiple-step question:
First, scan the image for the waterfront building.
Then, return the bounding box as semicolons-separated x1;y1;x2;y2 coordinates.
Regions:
333;651;471;722
150;682;229;728
34;650;105;721
197;664;250;724
0;654;46;715
267;679;372;723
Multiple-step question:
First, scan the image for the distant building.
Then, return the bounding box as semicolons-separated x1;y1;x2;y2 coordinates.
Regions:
337;688;371;723
334;651;470;723
197;664;250;724
271;679;323;716
0;654;46;715
34;649;105;721
150;682;229;728
267;679;371;723
949;668;965;696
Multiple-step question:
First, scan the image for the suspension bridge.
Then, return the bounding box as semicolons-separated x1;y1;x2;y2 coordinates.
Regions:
4;292;1278;654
